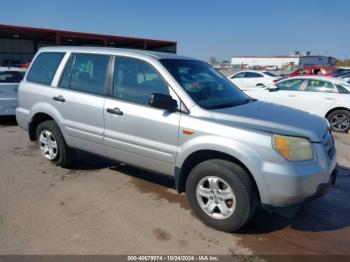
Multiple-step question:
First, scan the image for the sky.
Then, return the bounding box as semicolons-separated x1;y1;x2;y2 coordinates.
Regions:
1;0;350;61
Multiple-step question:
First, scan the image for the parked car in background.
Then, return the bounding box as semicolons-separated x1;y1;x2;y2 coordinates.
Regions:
228;70;281;89
17;46;337;232
290;66;343;77
251;65;263;70
333;72;350;82
21;62;31;69
0;67;26;115
245;76;350;132
264;65;278;71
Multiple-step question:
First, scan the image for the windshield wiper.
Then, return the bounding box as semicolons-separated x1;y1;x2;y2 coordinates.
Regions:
206;98;257;110
206;102;240;110
242;98;257;104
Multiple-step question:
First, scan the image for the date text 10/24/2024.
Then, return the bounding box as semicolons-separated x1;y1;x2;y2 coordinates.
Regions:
127;256;220;261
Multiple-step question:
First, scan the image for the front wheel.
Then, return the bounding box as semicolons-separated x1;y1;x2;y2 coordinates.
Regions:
327;110;350;133
186;159;258;232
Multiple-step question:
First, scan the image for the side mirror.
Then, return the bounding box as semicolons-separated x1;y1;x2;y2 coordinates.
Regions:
149;93;178;112
266;85;279;92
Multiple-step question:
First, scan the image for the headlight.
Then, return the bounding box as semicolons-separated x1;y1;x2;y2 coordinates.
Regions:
272;134;313;161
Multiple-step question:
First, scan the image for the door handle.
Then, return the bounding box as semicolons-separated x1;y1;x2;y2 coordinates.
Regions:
288;94;297;97
53;95;65;102
325;97;336;100
106;107;123;115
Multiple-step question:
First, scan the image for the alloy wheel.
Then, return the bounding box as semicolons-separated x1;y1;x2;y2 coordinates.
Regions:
330;113;350;132
39;130;59;160
195;176;236;220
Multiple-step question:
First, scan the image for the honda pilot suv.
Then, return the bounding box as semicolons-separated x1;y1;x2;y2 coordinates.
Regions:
16;47;337;232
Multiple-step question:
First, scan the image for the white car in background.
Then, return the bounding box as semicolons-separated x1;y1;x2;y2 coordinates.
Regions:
334;71;350;83
244;76;350;132
264;65;279;71
228;70;281;90
0;67;26;116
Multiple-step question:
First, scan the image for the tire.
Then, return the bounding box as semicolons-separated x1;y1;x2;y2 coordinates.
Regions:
186;159;258;232
36;120;75;167
327;110;350;133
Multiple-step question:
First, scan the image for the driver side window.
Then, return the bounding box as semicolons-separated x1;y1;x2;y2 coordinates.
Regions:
276;79;304;91
113;57;170;105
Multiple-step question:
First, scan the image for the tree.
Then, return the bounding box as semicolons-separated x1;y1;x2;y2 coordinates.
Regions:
336;59;350;67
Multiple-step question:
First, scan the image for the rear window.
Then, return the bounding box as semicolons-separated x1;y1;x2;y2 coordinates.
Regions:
327;69;343;75
27;52;65;85
336;84;350;94
263;71;278;77
0;71;25;83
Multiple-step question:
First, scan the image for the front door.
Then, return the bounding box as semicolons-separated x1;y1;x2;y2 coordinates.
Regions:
258;78;305;109
104;57;180;175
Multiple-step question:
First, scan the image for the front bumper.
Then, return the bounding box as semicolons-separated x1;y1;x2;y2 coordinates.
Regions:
255;141;337;207
0;98;18;116
305;167;337;202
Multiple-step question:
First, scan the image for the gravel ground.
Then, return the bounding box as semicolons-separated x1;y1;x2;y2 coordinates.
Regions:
0;116;349;255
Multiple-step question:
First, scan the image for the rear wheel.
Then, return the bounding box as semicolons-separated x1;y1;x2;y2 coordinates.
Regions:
327;110;350;133
36;120;75;167
186;159;258;232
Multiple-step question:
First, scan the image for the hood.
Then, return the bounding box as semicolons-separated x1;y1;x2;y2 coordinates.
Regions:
211;101;328;142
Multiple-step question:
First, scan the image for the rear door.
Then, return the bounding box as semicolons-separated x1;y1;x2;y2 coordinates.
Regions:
53;53;111;156
104;57;180;175
295;79;338;116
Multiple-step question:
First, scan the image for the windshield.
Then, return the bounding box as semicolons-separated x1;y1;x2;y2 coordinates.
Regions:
160;59;250;109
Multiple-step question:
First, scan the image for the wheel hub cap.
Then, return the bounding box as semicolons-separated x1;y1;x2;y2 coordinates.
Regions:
330;114;349;132
39;130;58;160
196;176;236;220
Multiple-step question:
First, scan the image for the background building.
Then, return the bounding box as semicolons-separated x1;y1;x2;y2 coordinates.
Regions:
0;24;177;66
231;52;336;69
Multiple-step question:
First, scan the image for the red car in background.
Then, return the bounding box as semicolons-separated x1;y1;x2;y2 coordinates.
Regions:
21;62;31;69
290;66;343;77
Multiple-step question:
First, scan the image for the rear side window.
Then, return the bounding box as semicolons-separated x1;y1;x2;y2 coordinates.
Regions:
27;52;64;85
263;71;278;77
304;80;335;93
59;53;110;95
0;71;25;83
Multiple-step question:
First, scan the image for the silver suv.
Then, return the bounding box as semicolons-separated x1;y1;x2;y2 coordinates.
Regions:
16;47;337;232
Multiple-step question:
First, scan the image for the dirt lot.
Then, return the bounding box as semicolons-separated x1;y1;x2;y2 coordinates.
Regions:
0;116;349;255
